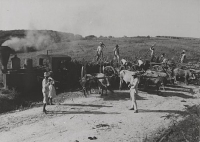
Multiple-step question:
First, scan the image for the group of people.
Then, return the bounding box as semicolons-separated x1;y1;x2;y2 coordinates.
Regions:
95;41;188;113
96;42;120;63
42;71;56;113
150;45;186;63
97;41;187;66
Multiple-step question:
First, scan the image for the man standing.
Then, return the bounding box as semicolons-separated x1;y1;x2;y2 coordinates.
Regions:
150;46;155;62
113;44;120;63
96;42;106;61
42;72;50;113
48;71;56;105
180;50;186;63
128;73;139;113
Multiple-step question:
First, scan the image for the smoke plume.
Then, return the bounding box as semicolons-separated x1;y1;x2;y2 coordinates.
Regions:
2;30;55;52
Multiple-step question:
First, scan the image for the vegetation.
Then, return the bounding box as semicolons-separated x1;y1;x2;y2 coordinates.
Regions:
147;105;200;142
0;88;22;113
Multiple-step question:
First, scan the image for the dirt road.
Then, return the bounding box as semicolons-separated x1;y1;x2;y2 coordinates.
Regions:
0;85;199;142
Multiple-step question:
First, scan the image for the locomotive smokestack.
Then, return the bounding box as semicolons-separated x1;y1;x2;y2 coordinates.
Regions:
0;46;12;71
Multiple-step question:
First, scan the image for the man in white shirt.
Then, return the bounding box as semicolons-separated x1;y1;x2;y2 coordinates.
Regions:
121;58;127;66
138;58;143;66
96;42;106;61
159;53;167;64
128;73;139;113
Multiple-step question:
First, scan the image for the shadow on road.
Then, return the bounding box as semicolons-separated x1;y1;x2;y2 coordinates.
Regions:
165;85;194;93
61;104;113;108
103;91;146;101
146;90;194;99
46;110;120;115
139;109;188;116
161;91;194;98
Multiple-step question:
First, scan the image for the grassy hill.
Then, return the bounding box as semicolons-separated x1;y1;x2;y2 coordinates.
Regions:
18;36;200;65
0;30;83;45
0;30;200;67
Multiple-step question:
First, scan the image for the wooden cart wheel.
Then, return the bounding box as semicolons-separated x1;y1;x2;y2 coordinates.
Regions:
103;66;116;76
151;65;163;72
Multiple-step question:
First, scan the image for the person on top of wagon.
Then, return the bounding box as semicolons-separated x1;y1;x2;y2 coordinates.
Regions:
180;50;186;63
160;53;167;64
113;44;120;63
150;45;155;62
96;42;106;61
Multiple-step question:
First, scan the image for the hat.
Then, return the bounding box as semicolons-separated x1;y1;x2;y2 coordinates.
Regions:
116;44;119;47
99;42;103;45
182;50;186;53
44;72;49;77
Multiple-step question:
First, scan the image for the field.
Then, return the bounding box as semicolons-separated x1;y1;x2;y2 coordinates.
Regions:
0;30;200;142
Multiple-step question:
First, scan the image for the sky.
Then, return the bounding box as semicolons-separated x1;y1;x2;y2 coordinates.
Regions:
0;0;200;38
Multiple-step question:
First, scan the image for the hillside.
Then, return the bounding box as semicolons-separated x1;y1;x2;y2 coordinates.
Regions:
0;30;200;66
0;30;83;46
17;36;200;66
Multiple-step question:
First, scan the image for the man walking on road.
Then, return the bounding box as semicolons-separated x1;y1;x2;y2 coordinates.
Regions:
96;42;106;61
128;73;139;113
42;72;50;113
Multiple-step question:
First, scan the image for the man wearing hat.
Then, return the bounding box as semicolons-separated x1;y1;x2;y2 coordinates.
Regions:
113;44;120;63
128;72;139;113
42;72;50;113
96;42;106;61
180;50;186;63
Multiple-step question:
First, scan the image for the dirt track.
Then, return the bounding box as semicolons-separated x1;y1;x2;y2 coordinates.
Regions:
0;85;199;142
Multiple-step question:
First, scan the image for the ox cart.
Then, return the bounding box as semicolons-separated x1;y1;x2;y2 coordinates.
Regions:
175;60;200;85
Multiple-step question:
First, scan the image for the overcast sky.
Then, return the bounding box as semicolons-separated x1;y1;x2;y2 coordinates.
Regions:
0;0;200;37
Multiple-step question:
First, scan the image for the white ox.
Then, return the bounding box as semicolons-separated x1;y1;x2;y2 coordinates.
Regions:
119;70;140;90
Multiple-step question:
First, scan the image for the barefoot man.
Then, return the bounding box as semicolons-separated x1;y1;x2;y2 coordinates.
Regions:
96;42;106;61
113;44;120;63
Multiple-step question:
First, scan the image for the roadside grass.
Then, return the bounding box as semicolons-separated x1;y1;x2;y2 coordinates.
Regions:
147;105;200;142
0;88;21;113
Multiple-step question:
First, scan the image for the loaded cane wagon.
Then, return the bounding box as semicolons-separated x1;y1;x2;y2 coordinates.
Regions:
175;58;200;85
